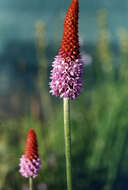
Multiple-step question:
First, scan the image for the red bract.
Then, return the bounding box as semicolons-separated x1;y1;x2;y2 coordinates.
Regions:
59;0;80;60
24;129;38;159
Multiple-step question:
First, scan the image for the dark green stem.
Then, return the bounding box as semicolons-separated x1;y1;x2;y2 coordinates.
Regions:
63;98;72;190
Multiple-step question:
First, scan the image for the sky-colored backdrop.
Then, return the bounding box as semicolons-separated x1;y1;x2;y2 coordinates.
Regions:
0;0;128;52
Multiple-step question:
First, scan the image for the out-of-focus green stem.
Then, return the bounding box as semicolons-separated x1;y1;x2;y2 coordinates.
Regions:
63;98;72;190
35;21;52;119
29;177;33;190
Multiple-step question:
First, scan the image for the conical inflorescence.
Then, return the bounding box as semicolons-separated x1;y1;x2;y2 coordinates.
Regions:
50;0;83;99
19;129;41;178
59;0;79;60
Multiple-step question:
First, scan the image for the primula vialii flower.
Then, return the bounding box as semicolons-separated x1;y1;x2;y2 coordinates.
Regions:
19;129;41;178
50;0;83;99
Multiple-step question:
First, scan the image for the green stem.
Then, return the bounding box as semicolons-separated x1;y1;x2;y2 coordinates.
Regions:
63;98;72;190
29;177;33;190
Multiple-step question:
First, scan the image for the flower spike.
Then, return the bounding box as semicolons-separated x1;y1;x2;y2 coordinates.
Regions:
50;0;83;99
19;129;41;178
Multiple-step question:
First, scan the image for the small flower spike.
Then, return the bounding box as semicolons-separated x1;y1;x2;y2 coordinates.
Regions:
50;0;83;99
19;129;41;178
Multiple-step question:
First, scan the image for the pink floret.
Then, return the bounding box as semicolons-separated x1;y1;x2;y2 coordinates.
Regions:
19;155;41;178
50;55;83;99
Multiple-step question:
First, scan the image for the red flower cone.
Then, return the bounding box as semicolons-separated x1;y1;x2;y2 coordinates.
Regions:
59;0;80;60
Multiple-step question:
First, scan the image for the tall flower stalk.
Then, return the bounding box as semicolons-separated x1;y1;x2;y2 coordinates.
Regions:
29;177;33;190
64;98;72;190
50;0;83;189
19;129;41;190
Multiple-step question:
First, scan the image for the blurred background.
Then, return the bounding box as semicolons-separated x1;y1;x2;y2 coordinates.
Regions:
0;0;128;189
